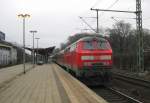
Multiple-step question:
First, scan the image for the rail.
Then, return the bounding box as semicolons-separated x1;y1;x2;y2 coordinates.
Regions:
113;73;150;88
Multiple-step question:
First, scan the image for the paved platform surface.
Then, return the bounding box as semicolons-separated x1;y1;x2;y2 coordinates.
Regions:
0;63;107;103
0;63;32;87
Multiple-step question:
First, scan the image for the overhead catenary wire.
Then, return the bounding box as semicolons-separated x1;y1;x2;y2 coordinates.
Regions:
91;0;103;8
143;17;150;20
111;16;136;20
92;0;120;10
99;0;120;17
80;17;96;19
79;16;97;33
78;0;102;29
112;16;150;21
90;0;120;28
107;0;120;9
80;0;120;31
110;16;150;28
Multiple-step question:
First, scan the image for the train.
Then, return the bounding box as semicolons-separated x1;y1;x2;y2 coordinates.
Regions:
53;35;113;85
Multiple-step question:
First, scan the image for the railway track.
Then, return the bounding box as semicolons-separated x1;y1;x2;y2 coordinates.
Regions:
113;73;150;88
92;86;143;103
111;72;150;103
56;64;148;102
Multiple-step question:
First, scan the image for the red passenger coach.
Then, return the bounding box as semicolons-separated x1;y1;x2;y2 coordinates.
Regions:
55;36;113;84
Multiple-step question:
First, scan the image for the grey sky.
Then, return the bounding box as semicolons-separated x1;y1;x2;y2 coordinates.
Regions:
0;0;149;48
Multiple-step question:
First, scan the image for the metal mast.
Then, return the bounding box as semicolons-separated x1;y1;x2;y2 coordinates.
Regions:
30;30;37;68
90;0;144;72
91;8;99;33
136;0;144;72
18;14;30;74
96;10;99;33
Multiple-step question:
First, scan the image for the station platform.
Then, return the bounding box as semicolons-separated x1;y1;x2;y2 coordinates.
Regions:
0;63;32;87
0;63;107;103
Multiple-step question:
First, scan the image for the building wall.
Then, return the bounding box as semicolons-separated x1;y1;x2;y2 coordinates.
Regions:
0;31;5;41
0;47;11;66
11;47;17;64
0;44;17;66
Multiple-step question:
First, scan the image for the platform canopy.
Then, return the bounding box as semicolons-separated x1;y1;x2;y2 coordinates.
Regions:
25;46;55;56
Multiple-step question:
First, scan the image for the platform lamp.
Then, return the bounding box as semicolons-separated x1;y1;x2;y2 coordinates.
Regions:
18;14;30;74
30;30;37;68
35;38;40;63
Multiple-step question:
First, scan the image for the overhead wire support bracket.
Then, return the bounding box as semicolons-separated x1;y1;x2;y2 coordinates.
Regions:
90;8;136;33
91;8;136;14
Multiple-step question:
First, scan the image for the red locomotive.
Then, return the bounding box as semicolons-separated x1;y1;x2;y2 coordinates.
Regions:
54;36;113;84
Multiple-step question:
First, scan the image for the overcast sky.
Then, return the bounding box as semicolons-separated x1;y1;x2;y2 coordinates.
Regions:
0;0;150;48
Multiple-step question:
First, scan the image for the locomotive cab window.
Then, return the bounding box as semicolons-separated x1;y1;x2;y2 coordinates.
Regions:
97;41;111;50
70;44;76;52
83;41;94;50
83;40;111;50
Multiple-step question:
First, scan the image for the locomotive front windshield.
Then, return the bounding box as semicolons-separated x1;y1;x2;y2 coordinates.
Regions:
83;42;94;50
83;40;111;50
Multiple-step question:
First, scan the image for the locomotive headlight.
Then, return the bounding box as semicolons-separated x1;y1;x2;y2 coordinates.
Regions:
81;56;94;60
100;55;111;60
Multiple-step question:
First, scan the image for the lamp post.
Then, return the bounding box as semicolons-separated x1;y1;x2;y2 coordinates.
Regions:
30;30;37;68
18;14;30;74
35;38;40;63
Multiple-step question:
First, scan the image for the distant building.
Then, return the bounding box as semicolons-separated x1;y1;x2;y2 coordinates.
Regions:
0;31;5;41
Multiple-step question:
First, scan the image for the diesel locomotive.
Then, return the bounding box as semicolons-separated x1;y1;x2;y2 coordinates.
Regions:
54;36;113;84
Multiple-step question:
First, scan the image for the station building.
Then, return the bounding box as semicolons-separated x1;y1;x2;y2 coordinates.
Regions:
0;31;17;67
0;31;5;41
